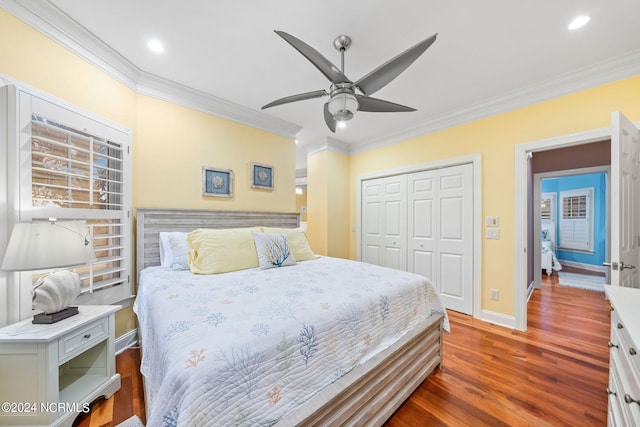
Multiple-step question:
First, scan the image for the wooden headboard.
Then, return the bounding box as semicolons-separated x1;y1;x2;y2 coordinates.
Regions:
136;208;300;279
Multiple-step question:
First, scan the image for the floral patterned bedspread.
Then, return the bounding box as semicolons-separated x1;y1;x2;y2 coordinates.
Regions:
134;256;448;426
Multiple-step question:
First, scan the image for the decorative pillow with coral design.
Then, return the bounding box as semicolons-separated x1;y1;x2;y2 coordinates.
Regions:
159;232;190;270
252;232;297;269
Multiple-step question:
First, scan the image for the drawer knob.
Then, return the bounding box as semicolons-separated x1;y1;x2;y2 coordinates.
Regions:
608;341;619;349
624;394;640;406
83;334;91;339
607;387;617;397
631;347;637;356
617;323;624;329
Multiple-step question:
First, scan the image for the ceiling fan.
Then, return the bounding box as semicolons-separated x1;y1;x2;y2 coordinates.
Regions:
262;30;437;133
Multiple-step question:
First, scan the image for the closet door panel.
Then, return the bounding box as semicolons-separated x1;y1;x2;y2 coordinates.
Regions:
437;164;473;314
408;170;437;283
440;252;464;301
412;251;434;284
382;175;407;270
362;178;384;265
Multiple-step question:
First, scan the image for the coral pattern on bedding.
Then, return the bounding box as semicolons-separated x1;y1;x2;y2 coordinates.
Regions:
134;256;448;426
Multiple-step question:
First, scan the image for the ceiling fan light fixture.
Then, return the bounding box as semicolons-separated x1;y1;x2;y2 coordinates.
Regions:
328;92;358;122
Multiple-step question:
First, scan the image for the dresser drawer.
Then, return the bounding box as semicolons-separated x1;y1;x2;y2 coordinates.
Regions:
609;354;628;426
59;317;108;362
611;310;640;378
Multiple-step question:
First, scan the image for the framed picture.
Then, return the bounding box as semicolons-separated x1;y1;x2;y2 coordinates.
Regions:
250;162;274;190
202;166;233;197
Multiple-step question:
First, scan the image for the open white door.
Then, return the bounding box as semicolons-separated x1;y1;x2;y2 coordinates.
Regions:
609;111;640;288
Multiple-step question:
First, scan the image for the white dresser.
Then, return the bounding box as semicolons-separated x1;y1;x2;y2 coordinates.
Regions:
605;285;640;426
0;305;121;426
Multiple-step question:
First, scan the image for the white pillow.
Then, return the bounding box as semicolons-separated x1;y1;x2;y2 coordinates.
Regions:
252;232;296;269
159;232;190;270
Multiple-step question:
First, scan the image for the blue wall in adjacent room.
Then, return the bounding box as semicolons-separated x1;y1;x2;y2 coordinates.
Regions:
542;172;607;267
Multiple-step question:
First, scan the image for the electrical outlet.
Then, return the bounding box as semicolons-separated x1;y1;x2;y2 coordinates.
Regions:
486;229;499;239
490;289;499;301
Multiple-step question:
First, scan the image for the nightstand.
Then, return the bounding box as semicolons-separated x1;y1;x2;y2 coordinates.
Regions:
0;305;121;427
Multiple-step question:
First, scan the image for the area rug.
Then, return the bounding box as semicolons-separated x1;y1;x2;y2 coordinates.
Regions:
557;271;606;292
116;415;145;427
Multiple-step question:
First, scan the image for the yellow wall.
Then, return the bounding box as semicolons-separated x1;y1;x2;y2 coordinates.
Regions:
307;151;328;254
306;149;350;259
0;9;136;130
133;94;295;211
295;188;307;222
349;75;640;316
327;150;350;259
0;9;296;337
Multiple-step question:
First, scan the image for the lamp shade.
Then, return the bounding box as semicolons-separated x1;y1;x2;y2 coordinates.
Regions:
1;220;97;271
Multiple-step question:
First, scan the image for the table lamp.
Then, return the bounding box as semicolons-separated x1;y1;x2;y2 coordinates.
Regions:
1;219;97;324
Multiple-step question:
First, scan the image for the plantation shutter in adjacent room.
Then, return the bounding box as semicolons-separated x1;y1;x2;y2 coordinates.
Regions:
559;188;593;252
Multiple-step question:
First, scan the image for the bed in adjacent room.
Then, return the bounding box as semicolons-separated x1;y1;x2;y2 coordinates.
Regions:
541;222;562;276
134;208;448;426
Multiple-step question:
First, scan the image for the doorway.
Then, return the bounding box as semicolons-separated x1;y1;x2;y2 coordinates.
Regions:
532;167;610;295
515;112;640;331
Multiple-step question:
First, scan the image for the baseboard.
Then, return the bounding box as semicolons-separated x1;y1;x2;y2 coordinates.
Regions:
527;281;535;301
480;310;515;329
115;328;138;355
558;260;607;274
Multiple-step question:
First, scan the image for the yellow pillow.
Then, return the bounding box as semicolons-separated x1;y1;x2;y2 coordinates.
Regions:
187;227;262;274
261;227;319;261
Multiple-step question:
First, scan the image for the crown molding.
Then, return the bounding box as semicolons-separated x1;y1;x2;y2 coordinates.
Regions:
136;74;301;137
349;49;640;155
305;136;350;158
0;0;301;139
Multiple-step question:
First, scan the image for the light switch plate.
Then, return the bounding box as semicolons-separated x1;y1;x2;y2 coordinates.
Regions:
485;216;499;227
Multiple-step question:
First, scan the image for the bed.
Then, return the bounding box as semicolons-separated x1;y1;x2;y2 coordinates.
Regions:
541;222;562;276
134;208;448;426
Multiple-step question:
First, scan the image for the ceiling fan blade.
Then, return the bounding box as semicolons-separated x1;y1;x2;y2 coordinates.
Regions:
262;90;327;109
323;103;337;133
275;31;350;85
355;33;437;96
356;95;416;112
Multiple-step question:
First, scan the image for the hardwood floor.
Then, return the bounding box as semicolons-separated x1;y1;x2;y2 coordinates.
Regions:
75;273;610;426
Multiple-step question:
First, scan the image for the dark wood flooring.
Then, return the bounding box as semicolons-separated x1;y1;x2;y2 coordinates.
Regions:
75;272;610;426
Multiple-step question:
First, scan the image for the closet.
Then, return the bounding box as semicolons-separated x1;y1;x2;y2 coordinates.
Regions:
361;163;473;314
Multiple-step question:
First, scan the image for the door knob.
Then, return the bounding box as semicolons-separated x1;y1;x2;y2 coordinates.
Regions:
603;261;636;271
620;262;636;270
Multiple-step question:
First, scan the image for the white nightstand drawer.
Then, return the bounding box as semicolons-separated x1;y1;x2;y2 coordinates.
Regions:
59;317;108;362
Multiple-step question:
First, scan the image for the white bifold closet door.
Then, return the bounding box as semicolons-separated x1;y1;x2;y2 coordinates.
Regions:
362;174;408;270
362;163;473;314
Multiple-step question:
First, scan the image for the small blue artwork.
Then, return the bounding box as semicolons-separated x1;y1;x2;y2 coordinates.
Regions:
202;166;233;197
251;162;274;190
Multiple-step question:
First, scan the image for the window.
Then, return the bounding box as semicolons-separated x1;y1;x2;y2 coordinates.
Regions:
559;188;593;252
3;86;132;314
541;192;556;223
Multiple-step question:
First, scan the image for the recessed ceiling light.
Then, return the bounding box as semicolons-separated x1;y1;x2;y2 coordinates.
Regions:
147;39;165;53
295;139;299;144
568;15;590;30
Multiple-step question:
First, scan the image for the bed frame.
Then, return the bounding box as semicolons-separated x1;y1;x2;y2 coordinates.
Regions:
135;208;444;426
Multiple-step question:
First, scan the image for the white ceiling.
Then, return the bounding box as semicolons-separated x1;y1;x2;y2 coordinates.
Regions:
8;1;640;169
